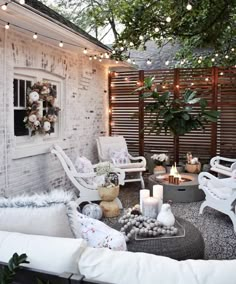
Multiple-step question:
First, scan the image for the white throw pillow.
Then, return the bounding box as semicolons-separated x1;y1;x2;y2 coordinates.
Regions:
75;156;95;185
68;202;126;251
109;148;130;165
0;230;86;274
0;190;76;238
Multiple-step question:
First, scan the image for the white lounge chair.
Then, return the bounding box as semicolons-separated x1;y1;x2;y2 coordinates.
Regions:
198;171;236;233
51;144;124;208
210;156;236;177
96;136;146;188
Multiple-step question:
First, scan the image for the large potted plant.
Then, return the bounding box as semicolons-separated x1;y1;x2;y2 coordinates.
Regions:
136;77;220;163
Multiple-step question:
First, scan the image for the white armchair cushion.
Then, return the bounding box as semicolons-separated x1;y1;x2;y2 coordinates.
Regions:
109;148;130;165
69;203;126;251
0;190;75;238
0;230;86;274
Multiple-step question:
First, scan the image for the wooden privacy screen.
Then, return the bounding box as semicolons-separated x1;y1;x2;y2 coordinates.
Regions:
109;67;236;163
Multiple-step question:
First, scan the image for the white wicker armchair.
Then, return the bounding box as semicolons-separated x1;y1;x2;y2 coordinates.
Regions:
96;136;146;188
51;145;124;208
210;156;236;177
198;171;236;233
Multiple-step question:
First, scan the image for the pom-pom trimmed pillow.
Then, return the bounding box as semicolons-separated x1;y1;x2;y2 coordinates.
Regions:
68;202;127;251
0;190;76;238
109;148;130;165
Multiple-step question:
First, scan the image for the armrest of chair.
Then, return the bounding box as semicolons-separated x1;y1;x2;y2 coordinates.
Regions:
128;154;146;168
210;156;236;169
74;172;97;179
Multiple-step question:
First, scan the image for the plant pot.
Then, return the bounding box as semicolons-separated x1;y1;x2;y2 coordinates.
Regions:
153;165;166;175
185;163;201;174
98;185;119;201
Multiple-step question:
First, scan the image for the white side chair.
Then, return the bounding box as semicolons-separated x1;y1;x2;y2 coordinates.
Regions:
198;171;236;233
96;136;146;188
210;156;236;177
51;145;124;208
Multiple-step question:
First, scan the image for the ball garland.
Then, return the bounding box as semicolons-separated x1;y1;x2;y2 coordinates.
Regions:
118;207;178;242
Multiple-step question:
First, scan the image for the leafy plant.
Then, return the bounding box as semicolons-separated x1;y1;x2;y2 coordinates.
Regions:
136;76;220;136
0;253;29;284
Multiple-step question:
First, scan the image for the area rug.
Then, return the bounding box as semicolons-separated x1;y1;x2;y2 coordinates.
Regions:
105;182;236;260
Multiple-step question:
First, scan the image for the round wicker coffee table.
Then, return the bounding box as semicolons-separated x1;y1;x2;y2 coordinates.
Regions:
115;217;204;260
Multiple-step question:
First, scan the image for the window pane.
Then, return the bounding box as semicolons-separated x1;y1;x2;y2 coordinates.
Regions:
13;79;18;107
26;81;31;101
14;110;29;136
19;80;25;107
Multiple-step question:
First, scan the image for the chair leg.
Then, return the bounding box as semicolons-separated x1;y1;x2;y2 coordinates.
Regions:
140;173;145;189
227;211;236;233
199;200;207;215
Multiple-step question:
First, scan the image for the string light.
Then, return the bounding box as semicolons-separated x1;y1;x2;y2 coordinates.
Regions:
165;60;169;65
19;0;25;4
225;55;229;59
120;46;124;51
220;72;224;75
155;27;160;32
146;58;152;65
166;16;171;23
89;56;92;60
205;78;209;81
33;32;38;39
130;42;134;46
116;60;119;64
211;58;215;62
191;82;194;86
1;3;8;10
132;59;136;65
5;23;10;29
215;53;219;57
99;57;102;62
83;48;88;54
93;55;97;60
186;3;192;10
139;35;144;40
231;48;235;52
59;41;63;47
127;57;131;63
105;52;109;58
100;53;104;58
198;59;202;63
112;50;116;54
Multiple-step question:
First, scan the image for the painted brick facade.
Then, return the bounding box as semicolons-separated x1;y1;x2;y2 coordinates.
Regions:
0;27;109;197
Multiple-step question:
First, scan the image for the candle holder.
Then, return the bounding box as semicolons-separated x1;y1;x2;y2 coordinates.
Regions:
169;175;174;183
174;177;180;185
142;197;158;218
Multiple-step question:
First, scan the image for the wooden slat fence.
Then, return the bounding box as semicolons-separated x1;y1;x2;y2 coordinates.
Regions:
109;67;236;163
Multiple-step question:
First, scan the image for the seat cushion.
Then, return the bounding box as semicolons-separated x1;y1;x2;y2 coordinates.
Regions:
0;230;86;274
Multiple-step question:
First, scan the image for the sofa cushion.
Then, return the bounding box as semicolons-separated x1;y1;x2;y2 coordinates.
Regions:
0;190;75;238
79;247;236;284
0;230;86;274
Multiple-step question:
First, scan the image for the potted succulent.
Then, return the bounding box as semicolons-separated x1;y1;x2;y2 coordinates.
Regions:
151;153;169;174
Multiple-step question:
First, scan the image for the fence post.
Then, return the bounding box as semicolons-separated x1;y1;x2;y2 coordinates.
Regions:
211;66;218;157
138;70;145;156
108;71;112;136
173;68;180;163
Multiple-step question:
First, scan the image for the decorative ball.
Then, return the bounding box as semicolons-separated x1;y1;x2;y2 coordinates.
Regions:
29;91;39;102
82;203;103;220
43;121;51;131
29;114;37;123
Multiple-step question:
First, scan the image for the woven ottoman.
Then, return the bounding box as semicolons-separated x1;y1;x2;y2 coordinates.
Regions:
114;217;204;260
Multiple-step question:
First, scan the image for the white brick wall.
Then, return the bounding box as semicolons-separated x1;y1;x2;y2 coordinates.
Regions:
0;28;109;196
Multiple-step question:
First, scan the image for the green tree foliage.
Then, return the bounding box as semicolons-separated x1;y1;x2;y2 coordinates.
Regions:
41;0;236;67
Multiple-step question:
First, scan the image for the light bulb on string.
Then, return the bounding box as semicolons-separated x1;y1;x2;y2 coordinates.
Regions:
120;46;124;51
127;57;131;63
198;59;202;63
112;50;116;54
155;27;159;32
165;60;169;65
220;72;224;75
105;52;109;58
186;3;192;10
231;48;235;52
211;58;215;62
115;60;119;64
166;16;171;23
130;42;134;47
100;53;104;58
225;55;229;59
139;35;144;40
99;58;102;62
1;3;8;10
5;23;10;30
132;59;136;65
93;55;97;60
83;48;88;54
19;0;25;4
215;53;219;57
89;56;92;60
33;33;38;39
59;41;63;47
146;58;152;65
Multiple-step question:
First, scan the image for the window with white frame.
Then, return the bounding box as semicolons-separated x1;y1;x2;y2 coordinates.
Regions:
13;69;63;142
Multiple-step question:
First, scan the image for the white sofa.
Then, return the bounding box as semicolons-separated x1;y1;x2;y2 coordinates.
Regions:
0;190;236;284
0;230;236;284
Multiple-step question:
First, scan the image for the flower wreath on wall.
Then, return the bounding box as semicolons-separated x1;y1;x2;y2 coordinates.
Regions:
23;81;60;136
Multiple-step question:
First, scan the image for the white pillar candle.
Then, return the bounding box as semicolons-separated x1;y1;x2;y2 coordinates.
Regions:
153;185;163;213
139;189;150;213
142;197;159;219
